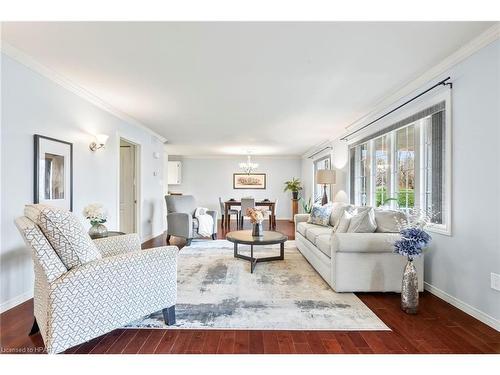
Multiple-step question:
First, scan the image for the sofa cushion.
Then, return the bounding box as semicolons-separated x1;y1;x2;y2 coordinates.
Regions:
329;202;350;227
305;225;334;244
296;221;309;237
347;207;377;233
308;203;333;226
315;234;332;258
375;209;406;233
25;204;101;269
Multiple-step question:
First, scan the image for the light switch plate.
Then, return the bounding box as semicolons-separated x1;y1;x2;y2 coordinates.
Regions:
491;273;500;291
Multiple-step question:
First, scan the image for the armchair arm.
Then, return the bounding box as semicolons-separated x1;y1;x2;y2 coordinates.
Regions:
93;233;141;257
207;210;218;233
167;212;193;238
331;233;400;254
294;214;310;231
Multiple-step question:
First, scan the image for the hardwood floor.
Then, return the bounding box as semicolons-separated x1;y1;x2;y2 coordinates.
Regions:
1;219;499;354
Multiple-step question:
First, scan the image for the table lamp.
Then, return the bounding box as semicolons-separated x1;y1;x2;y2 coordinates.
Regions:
315;169;336;205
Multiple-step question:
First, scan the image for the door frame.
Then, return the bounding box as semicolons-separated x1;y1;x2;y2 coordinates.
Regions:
117;134;141;238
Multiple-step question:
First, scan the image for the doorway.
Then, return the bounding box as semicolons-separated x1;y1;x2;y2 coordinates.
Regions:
119;138;138;234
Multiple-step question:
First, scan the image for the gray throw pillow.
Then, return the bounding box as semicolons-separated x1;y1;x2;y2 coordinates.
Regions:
329;202;350;227
347;207;377;233
374;209;407;233
335;210;352;233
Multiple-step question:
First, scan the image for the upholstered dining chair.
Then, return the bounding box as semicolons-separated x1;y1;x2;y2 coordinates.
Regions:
15;204;178;354
165;195;218;245
262;198;277;230
239;197;256;229
219;197;239;229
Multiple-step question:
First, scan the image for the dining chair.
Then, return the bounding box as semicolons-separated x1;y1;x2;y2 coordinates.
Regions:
239;197;255;229
262;198;277;229
219;197;239;229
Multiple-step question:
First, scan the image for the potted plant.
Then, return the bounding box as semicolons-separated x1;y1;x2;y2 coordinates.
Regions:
83;203;108;239
283;177;302;200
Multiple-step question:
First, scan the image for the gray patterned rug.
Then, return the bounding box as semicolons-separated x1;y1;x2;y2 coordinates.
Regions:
126;240;389;330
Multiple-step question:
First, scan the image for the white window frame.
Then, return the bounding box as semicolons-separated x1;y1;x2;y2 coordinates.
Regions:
347;89;452;236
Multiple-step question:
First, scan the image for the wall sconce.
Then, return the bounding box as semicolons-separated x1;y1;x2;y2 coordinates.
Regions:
89;134;109;152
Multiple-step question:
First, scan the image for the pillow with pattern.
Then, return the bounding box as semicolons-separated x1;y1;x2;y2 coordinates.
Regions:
308;203;334;226
25;204;101;269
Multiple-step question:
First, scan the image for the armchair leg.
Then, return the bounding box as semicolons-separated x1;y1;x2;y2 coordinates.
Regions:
211;233;217;240
29;318;39;336
186;238;192;246
166;234;171;244
162;305;176;326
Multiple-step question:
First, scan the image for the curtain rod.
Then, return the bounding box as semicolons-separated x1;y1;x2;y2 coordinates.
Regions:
307;146;333;159
340;77;452;141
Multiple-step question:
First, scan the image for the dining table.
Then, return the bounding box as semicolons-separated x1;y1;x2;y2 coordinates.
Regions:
224;200;276;230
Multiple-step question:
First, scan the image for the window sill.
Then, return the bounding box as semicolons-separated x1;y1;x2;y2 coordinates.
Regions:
426;224;452;236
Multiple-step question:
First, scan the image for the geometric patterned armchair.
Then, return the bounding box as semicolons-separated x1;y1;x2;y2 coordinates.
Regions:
15;204;178;354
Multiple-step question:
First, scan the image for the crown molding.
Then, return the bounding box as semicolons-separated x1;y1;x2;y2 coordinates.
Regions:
172;154;301;160
0;42;167;143
341;23;500;137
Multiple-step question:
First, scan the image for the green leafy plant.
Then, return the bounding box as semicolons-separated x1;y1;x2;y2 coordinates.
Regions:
283;177;303;193
300;195;322;214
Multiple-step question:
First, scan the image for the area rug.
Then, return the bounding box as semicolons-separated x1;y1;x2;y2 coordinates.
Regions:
126;240;389;330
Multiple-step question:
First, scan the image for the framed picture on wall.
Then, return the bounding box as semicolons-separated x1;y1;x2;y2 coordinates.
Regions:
233;173;266;189
34;134;73;211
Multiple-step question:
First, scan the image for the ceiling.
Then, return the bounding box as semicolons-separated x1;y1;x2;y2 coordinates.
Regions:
1;22;493;156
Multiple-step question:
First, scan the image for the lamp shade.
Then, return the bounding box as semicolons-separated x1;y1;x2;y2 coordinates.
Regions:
315;169;336;184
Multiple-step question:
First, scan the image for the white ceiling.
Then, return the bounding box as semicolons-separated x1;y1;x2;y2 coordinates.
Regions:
1;22;493;156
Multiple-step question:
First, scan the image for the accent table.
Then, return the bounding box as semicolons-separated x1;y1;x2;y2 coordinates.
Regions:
226;230;288;273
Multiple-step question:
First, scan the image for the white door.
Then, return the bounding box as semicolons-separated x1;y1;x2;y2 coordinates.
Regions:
120;144;136;233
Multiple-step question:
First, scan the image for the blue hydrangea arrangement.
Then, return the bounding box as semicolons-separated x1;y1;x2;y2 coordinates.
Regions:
394;227;432;260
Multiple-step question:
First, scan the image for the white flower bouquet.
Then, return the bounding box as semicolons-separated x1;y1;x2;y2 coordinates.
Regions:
83;203;108;226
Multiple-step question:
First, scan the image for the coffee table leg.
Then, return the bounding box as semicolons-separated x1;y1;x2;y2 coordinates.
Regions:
250;244;254;273
280;242;284;260
234;242;238;257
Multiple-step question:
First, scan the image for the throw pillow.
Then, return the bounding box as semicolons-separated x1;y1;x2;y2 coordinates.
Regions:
308;203;333;227
329;202;350;227
25;204;101;269
347;207;377;233
374;209;407;233
335;210;353;233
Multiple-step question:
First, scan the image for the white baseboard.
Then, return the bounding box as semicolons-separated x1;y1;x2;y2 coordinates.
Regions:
0;290;33;314
424;282;500;332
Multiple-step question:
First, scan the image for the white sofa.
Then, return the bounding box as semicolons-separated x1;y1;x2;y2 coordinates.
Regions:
294;204;424;292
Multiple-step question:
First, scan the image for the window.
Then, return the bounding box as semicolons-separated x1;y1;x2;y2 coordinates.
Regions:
349;100;450;234
314;155;331;201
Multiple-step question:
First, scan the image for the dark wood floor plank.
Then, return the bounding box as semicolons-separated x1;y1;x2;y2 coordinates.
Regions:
2;220;500;355
105;330;137;354
217;331;236;354
122;329;152;354
249;331;264;354
201;330;222;354
90;330;125;354
138;330;165;354
234;331;250;354
262;331;280;354
154;329;179;354
170;331;193;354
276;331;296;354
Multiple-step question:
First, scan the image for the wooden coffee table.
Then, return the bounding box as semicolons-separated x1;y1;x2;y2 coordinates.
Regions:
226;230;288;273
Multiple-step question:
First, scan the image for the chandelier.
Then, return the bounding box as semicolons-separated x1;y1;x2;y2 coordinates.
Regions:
239;153;259;174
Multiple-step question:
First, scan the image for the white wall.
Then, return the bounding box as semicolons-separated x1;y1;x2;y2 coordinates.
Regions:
0;54;166;312
311;40;500;328
167;156;301;219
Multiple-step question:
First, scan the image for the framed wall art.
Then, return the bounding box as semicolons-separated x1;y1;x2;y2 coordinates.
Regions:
34;134;73;211
233;173;266;189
